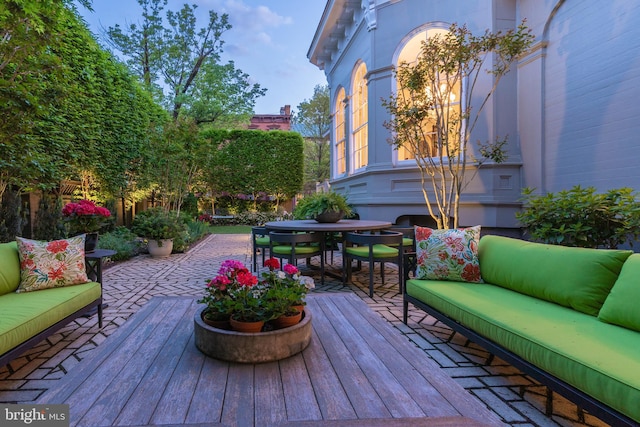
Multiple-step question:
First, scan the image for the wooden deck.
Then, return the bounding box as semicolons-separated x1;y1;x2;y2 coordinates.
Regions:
37;294;504;427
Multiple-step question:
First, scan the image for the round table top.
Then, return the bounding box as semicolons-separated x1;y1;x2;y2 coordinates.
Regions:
265;219;392;232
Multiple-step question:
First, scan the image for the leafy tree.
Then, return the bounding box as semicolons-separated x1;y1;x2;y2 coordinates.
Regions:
292;85;331;194
382;22;534;229
106;0;264;123
184;61;266;127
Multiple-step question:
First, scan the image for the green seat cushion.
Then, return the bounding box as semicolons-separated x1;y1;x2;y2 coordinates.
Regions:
387;238;414;247
406;279;640;422
598;254;640;332
478;235;632;315
0;282;101;356
0;242;20;296
272;245;319;255
346;244;399;258
255;236;270;246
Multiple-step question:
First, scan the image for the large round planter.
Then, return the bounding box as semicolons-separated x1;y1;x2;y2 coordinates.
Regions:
148;239;173;257
194;306;312;363
314;210;344;223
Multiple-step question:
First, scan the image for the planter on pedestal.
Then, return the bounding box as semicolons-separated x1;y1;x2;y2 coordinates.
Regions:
194;306;312;363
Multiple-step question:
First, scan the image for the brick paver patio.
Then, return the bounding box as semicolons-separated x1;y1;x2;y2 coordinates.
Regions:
0;233;609;427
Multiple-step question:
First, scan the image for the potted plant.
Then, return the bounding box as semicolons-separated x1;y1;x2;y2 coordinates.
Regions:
61;199;111;252
293;191;353;223
131;207;186;257
262;258;314;328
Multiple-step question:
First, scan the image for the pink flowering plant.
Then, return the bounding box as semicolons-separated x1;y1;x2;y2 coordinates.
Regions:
198;258;315;323
62;199;111;234
262;258;315;316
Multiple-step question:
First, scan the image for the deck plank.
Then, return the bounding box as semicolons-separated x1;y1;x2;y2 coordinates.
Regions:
36;294;504;427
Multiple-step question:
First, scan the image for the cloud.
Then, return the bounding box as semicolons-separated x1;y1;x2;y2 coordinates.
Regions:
201;0;292;32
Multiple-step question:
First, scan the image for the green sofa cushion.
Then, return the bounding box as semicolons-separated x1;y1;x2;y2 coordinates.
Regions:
598;253;640;332
406;279;640;422
0;282;101;356
478;235;632;315
0;242;21;296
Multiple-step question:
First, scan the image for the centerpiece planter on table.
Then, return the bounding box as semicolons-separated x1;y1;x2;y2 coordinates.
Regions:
292;190;353;223
195;258;315;363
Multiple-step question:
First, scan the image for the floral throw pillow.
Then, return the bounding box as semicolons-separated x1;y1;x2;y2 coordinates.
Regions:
16;235;89;293
415;225;482;283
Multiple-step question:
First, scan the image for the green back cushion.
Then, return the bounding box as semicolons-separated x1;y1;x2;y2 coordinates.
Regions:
0;242;21;296
598;253;640;331
478;235;632;315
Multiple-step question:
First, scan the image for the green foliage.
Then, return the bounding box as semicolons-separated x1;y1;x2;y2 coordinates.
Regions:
106;0;265;123
292;85;331;193
516;186;640;249
382;22;534;229
181;193;199;217
131;207;187;241
33;193;65;241
97;227;144;261
202;129;304;210
0;188;25;242
293;191;353;220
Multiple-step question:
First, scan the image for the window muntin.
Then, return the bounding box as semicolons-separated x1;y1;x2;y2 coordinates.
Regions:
334;87;346;176
352;62;368;170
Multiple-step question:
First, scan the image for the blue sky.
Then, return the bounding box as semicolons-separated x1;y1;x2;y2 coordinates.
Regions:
78;0;328;114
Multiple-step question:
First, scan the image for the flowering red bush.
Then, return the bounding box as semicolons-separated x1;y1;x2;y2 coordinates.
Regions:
62;200;111;233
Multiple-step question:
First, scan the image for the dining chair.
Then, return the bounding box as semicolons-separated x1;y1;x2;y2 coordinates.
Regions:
269;231;325;285
251;226;271;272
342;230;404;297
388;226;416;252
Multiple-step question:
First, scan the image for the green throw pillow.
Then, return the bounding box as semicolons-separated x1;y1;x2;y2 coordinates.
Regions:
598;254;640;332
478;235;632;316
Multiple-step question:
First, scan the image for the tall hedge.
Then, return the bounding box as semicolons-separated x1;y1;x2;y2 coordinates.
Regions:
201;129;303;207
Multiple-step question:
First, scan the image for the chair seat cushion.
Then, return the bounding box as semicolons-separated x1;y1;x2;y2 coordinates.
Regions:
272;245;319;255
346;244;398;258
255;236;270;246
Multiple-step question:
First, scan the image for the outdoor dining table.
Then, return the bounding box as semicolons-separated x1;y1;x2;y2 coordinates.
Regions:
264;219;393;280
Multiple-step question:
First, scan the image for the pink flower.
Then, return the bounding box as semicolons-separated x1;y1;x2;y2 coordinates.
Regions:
283;264;298;275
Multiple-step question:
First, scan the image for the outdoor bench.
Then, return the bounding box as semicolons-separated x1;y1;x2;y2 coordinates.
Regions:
0;241;103;367
403;234;640;426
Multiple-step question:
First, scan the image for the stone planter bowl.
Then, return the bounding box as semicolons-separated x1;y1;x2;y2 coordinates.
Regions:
194;306;312;363
314;210;344;223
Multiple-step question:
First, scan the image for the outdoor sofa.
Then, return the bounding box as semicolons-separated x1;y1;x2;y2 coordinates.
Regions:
0;240;103;367
403;234;640;426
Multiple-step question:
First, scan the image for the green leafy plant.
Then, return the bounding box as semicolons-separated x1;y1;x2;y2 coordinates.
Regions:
97;227;144;261
293;191;353;220
516;186;640;249
131;207;187;243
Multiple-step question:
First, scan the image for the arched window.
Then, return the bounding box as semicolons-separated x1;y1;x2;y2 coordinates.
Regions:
334;87;346;176
351;62;368;170
395;28;461;162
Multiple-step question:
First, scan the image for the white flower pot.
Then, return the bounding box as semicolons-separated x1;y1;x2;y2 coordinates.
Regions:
148;239;173;257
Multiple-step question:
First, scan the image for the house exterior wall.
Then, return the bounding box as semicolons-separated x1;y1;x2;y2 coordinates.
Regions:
309;0;640;230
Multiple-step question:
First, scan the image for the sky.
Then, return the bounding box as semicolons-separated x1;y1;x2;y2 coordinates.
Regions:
77;0;329;115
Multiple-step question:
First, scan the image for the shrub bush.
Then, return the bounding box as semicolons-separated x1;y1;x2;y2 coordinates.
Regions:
97;227;144;261
516;186;640;249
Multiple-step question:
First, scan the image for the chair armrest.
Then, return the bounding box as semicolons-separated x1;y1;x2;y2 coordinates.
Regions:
403;251;417;283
